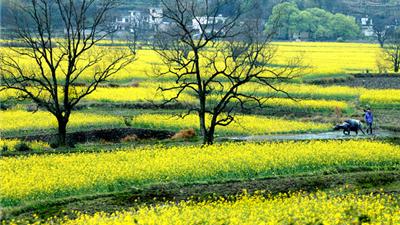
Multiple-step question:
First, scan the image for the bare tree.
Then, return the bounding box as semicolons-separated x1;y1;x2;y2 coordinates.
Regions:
372;15;395;47
0;0;136;146
154;0;300;145
382;29;400;72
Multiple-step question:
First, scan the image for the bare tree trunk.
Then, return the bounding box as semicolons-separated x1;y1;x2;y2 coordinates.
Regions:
377;34;385;47
206;126;215;145
199;94;208;145
382;31;400;74
379;40;384;48
56;116;68;146
204;115;219;145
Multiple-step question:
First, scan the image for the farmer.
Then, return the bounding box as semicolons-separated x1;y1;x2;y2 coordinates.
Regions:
364;107;374;135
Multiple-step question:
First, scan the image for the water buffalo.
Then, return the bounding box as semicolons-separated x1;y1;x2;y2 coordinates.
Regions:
334;119;365;135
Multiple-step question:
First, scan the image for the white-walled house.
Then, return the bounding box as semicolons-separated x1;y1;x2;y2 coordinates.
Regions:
361;16;374;37
114;7;164;33
192;15;227;35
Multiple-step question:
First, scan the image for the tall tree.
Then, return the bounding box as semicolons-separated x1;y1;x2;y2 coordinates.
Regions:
266;2;300;40
305;8;333;40
329;13;360;40
267;2;359;41
0;0;136;146
372;14;395;47
154;0;300;145
382;29;400;72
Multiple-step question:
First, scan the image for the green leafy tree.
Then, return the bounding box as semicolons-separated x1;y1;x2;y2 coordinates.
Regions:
266;2;300;40
266;2;360;41
305;8;332;40
330;13;360;40
292;10;313;33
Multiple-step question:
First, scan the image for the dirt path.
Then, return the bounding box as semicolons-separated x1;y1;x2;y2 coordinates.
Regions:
329;76;400;89
224;130;398;142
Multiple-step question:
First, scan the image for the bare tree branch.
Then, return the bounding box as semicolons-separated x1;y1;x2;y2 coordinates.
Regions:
154;0;302;145
0;0;135;146
382;29;400;73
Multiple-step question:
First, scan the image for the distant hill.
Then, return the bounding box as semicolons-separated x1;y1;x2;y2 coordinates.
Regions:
1;0;399;30
118;0;160;9
115;0;400;19
338;0;400;16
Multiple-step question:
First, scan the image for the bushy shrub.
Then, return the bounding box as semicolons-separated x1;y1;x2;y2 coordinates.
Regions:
2;145;9;152
15;142;32;152
49;136;75;148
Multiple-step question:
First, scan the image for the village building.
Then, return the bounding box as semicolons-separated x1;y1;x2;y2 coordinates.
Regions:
192;15;228;37
360;16;374;37
113;7;165;34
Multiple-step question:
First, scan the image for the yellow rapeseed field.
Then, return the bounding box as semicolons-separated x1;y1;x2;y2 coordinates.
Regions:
84;86;196;103
240;82;400;107
81;84;400;108
1;140;399;207
83;82;400;108
120;42;383;78
0;110;330;135
273;42;381;75
0;110;123;135
208;94;350;112
240;82;360;100
49;191;400;225
0;42;383;84
0;139;49;152
0;47;169;82
0;85;352;112
360;89;400;107
263;97;350;111
0;83;194;104
2;41;398;109
132;113;330;135
3;82;399;108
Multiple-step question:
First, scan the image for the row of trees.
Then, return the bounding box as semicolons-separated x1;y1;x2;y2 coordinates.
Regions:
1;0;298;146
266;2;360;41
2;0;398;42
1;0;398;146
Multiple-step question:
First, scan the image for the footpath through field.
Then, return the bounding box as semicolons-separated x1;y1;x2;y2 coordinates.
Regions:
225;130;398;142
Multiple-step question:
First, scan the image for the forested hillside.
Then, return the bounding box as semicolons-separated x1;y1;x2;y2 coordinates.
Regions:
1;0;399;28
